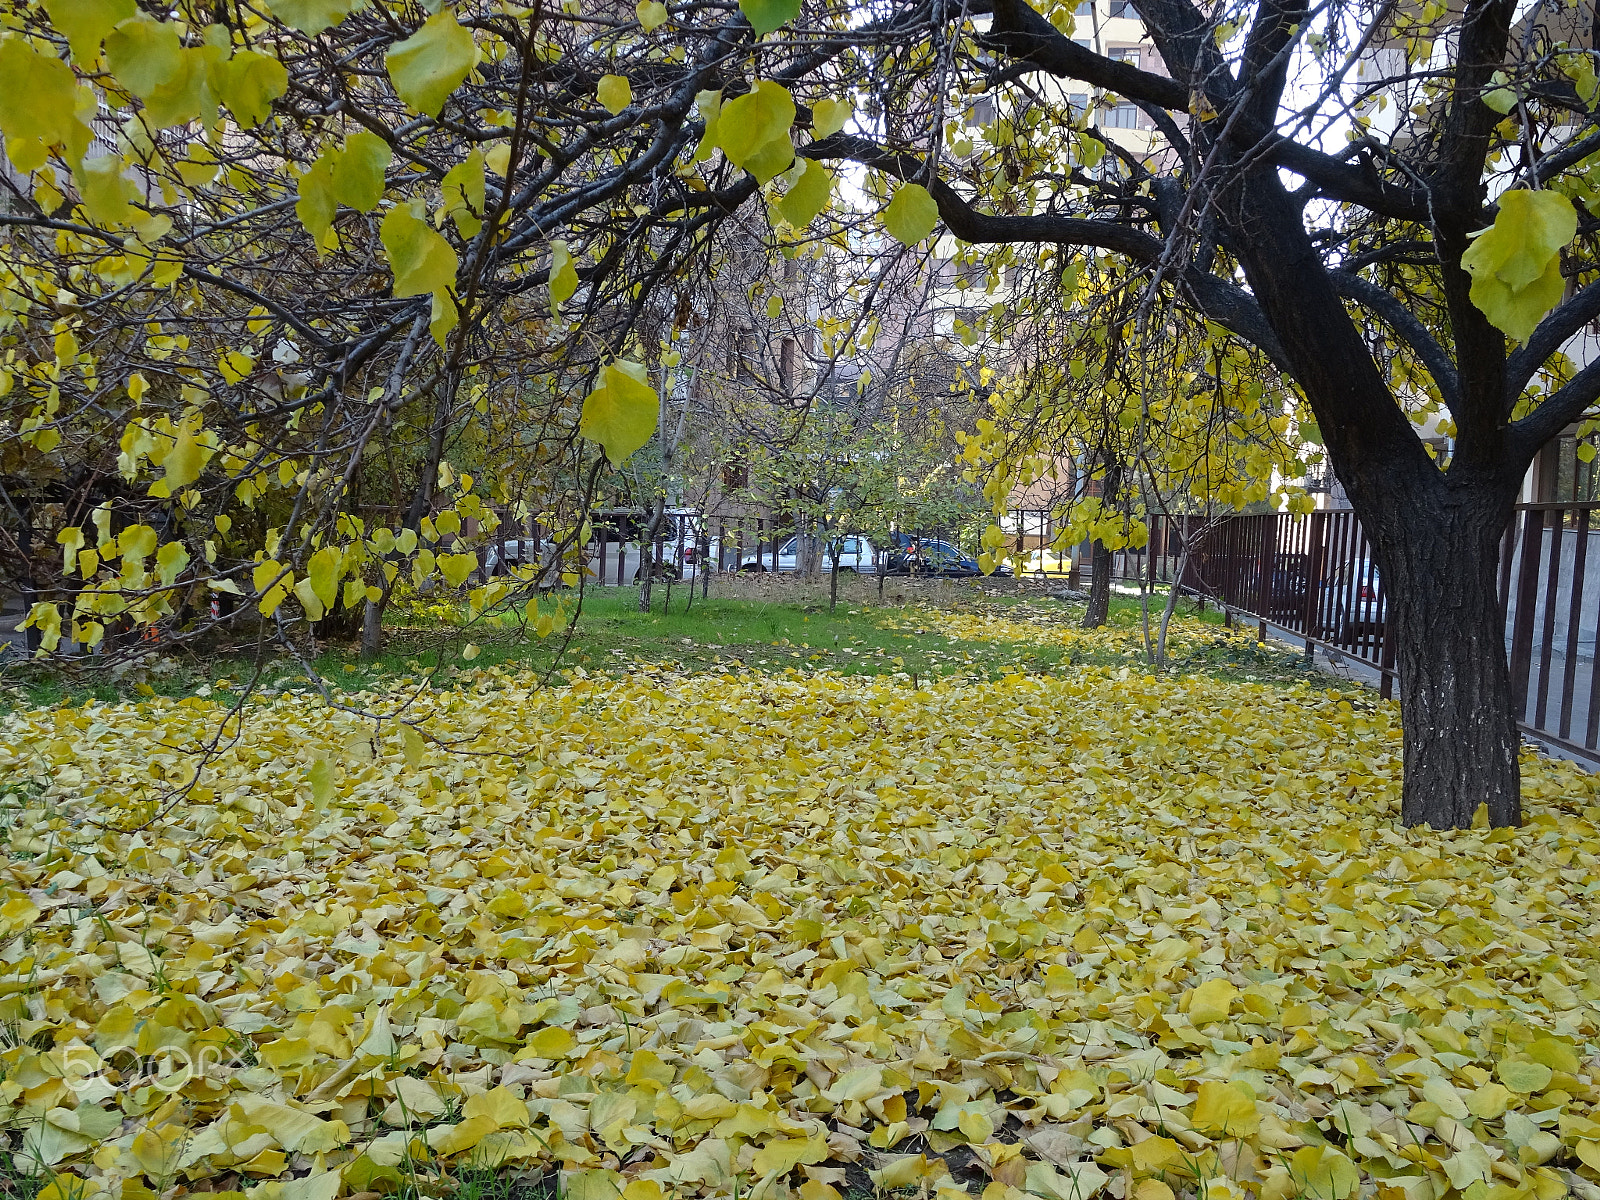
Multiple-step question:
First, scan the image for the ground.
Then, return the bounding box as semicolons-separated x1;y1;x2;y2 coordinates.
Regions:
1;596;1598;1200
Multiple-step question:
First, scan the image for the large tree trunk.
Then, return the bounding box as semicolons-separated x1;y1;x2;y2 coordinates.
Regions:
1363;487;1521;828
1215;162;1524;829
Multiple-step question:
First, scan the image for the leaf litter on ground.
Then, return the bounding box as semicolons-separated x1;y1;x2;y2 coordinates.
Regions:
0;612;1597;1200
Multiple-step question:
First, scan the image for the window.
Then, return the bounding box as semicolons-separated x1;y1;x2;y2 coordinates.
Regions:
841;537;861;555
1102;102;1140;128
1067;92;1089;112
1075;0;1092;13
1109;0;1136;16
1108;45;1140;64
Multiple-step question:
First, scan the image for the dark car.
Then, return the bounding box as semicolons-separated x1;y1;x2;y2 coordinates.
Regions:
885;538;1002;578
1324;559;1385;644
1268;552;1310;620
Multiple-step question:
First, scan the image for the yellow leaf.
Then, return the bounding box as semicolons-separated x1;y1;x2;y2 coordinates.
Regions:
266;0;367;34
1191;1080;1260;1137
579;360;658;466
883;182;940;245
598;74;632;115
386;14;476;117
625;1049;675;1089
1185;977;1237;1025
715;80;795;183
1461;189;1577;344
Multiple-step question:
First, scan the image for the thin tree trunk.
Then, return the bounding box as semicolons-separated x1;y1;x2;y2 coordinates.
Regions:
639;499;666;613
1082;540;1113;628
1156;567;1185;671
361;595;384;660
1082;464;1122;629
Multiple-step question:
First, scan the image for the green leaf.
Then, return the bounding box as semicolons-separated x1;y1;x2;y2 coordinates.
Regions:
429;290;458;346
441;150;484;236
811;96;852;138
104;14;182;99
296;155;336;246
1461;189;1577;344
1497;1058;1554;1093
636;0;668;31
307;546;342;610
439;552;477;587
215;50;288;128
307;757;335;807
579;361;658;467
0;38;93;173
155;541;190;587
265;0;367;36
382;200;459;299
549;239;579;311
77;154;138;227
883;182;940;245
739;0;800;35
715;79;795;184
386;13;475;117
1482;87;1517;114
778;158;832;228
142;44;220;128
597;74;631;115
331;132;392;211
42;0;136;64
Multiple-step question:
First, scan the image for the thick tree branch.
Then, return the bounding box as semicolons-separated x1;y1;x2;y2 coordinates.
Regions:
1330;271;1464;418
809;135;1291;371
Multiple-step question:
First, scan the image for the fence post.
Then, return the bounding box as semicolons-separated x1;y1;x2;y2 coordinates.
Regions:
1509;508;1545;716
1255;514;1276;642
1302;511;1325;661
1379;613;1397;700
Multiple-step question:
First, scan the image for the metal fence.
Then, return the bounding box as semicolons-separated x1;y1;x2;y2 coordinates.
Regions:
1147;506;1600;764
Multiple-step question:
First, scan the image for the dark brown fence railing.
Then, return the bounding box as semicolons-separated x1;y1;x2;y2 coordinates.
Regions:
1142;505;1600;764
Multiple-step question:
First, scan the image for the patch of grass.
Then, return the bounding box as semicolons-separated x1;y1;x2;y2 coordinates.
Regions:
353;587;1076;682
0;582;1322;712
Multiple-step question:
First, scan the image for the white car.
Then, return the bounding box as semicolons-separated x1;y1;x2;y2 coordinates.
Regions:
738;534;881;573
481;532;714;585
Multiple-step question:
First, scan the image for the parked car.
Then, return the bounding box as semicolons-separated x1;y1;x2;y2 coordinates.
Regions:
1268;552;1310;619
884;536;1013;578
739;534;881;573
1325;558;1385;644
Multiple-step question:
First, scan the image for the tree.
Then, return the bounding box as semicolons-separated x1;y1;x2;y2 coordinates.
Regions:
957;256;1304;628
795;0;1600;829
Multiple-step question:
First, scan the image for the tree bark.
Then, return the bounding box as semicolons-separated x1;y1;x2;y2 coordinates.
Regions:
1082;462;1121;629
361;595;384;660
1082;540;1113;628
1361;484;1522;828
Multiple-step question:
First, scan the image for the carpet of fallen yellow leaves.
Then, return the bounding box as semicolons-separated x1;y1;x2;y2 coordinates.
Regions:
3;615;1600;1200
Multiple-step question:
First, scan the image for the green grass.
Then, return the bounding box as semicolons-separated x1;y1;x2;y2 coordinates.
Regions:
0;584;1320;712
345;587;1083;683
